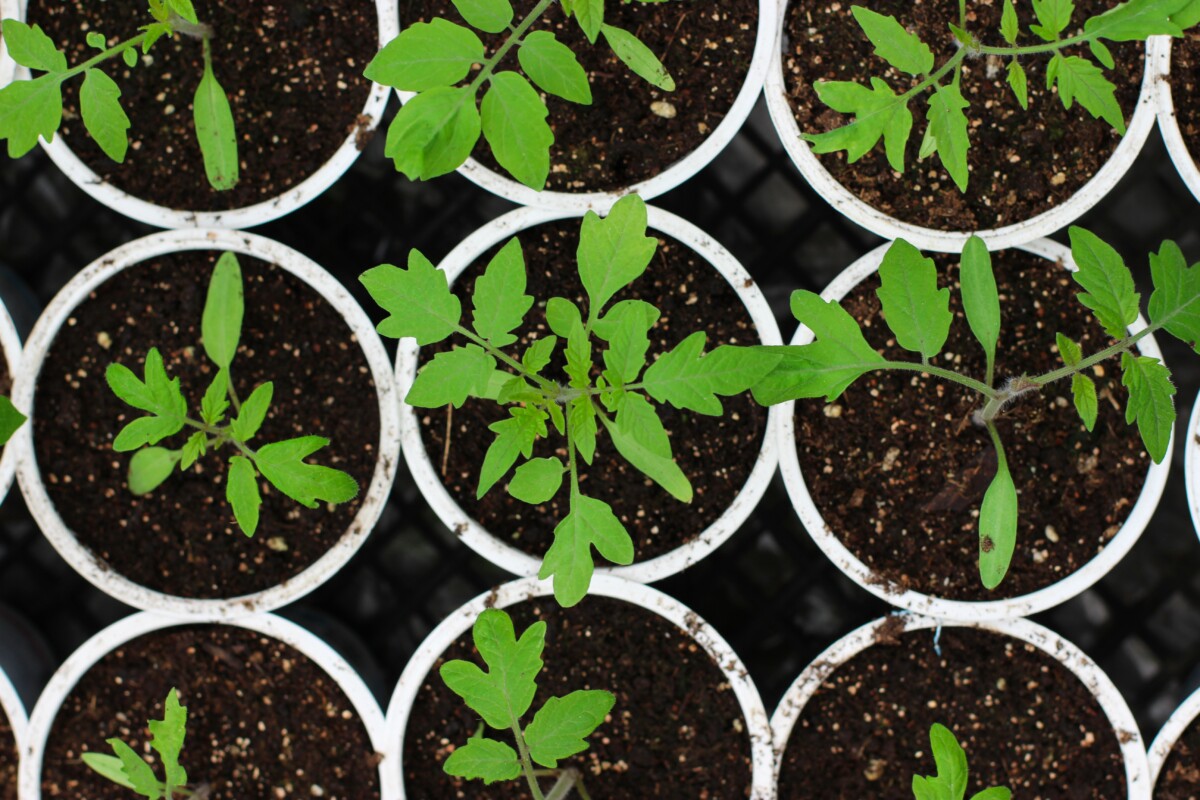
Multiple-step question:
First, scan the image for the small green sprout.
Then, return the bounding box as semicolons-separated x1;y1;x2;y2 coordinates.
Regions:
753;229;1200;590
912;723;1011;800
81;688;197;799
105;252;358;537
361;194;779;606
0;0;239;191
364;0;676;190
0;397;25;445
441;608;613;798
806;0;1200;192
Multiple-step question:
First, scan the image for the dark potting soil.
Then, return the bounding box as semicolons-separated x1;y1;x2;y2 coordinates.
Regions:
27;0;376;212
778;624;1128;797
403;595;754;797
40;626;381;799
794;250;1149;601
782;0;1144;232
0;704;15;800
32;251;380;599
409;0;758;192
417;220;768;563
1170;32;1200;172
1158;715;1200;797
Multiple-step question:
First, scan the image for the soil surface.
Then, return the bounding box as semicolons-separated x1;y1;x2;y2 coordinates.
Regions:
32;251;379;599
1171;32;1200;173
417;220;768;563
782;0;1144;232
794;250;1149;601
403;595;754;797
779;623;1128;797
410;0;758;191
40;625;381;799
0;704;15;800
1159;716;1200;797
28;0;376;212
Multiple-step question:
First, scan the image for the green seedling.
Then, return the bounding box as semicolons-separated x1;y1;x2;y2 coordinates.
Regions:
912;723;1011;800
364;0;675;190
0;0;239;191
806;0;1200;191
82;688;199;799
362;194;779;606
753;229;1200;589
441;608;613;799
106;252;358;537
0;397;25;445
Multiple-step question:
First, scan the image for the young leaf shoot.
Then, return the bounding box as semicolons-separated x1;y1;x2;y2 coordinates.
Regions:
361;194;779;606
912;723;1011;800
753;229;1197;590
106;252;358;537
0;1;239;191
805;0;1200;191
440;608;613;799
82;688;194;800
364;0;676;190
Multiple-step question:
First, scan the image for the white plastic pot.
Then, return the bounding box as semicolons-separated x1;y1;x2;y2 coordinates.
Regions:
1156;38;1200;206
1185;389;1200;546
12;229;401;619
396;203;783;584
15;0;399;230
1149;685;1200;790
777;238;1171;622
0;0;18;89
393;0;778;212
18;611;396;799
770;613;1152;798
764;20;1167;253
383;574;774;798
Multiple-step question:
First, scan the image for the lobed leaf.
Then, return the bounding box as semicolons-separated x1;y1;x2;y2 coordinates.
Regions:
478;407;547;497
227;455;261;536
181;430;206;470
1031;0;1075;40
255;436;359;509
595;299;658;385
231;381;273;442
877;239;953;361
0;76;65;158
443;736;521;783
440;608;545;728
361;250;463;344
642;332;780;415
522;335;558;375
481;71;553;190
1147;240;1200;352
601;24;675;91
519;31;592;104
383;86;481;181
929;723;969;798
105;739;164;798
1048;54;1124;133
1068;227;1140;339
970;789;1013;800
2;20;67;73
569;396;598;464
410;345;497;408
564;316;593;390
365;20;485;91
850;7;934;75
472;237;533;348
1121;352;1175;463
605;393;692;502
1007;59;1028;109
107;349;188;451
80;69;130;162
149;688;188;793
540;493;633;607
803;78;913;173
577;194;658;319
927;82;971;192
82;753;137;791
200;369;230;426
525;690;615;767
168;0;199;25
452;0;514;34
1084;0;1191;42
194;58;239;190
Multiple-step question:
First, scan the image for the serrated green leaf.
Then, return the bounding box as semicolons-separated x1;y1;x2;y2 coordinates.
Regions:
0;76;65;158
877;239;953;361
970;789;1013;800
1089;38;1115;69
105;739;163;797
564;316;593;390
546;297;584;338
230;382;272;442
1031;0;1075;40
255;436;359;509
180;430;206;470
1007;59;1028;109
452;0;514;33
365;20;485;90
540;493;633;607
361;250;463;344
473;238;532;348
1068;227;1140;339
1001;0;1020;43
478;407;546;497
140;21;172;53
980;430;1018;590
1056;332;1084;367
0;397;26;446
601;24;675;91
911;775;946;800
383;86;481;181
443;736;521;784
200;369;229;426
202;252;243;370
642;332;779;415
227;455;261;536
168;0;199;25
482;71;553;189
525;690;615;767
1085;0;1190;42
577;194;658;319
150;688;188;793
1121;352;1175;463
194;58;239;191
408;345;497;408
804;78;913;174
595;299;658;384
1071;373;1098;432
128;447;180;495
960;236;1000;374
2;21;67;73
929;724;969;798
82;753;137;791
80;69;130;162
496;374;539;404
108;349;187;451
1148;239;1200;352
572;0;604;43
850;7;934;75
1050;54;1125;133
508;456;563;504
928;81;970;192
569;396;597;464
440;608;545;728
519;31;592;104
605;393;691;502
522;335;558;375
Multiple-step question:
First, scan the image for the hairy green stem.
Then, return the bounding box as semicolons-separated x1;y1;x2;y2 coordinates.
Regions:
958;0;967;29
881;359;999;398
467;0;557;95
59;32;148;81
509;716;546;800
902;48;967;103
1031;327;1153;386
975;31;1093;57
456;325;559;394
544;769;580;800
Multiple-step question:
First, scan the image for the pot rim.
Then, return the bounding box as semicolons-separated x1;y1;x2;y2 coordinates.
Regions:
1148;683;1200;789
1155;37;1200;204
